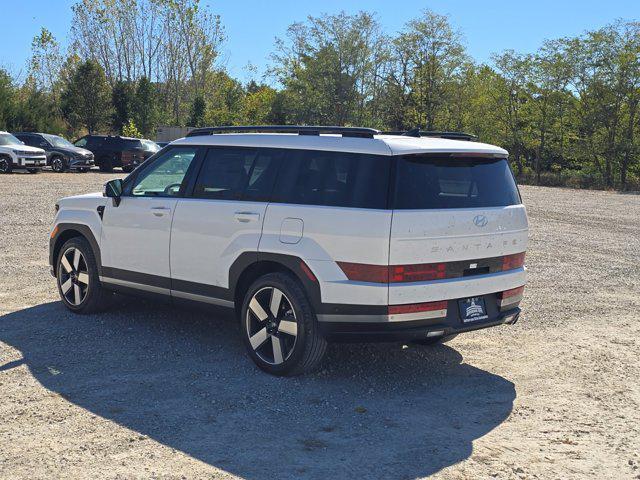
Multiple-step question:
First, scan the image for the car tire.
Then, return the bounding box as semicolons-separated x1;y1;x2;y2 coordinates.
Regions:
27;168;39;174
240;272;327;376
56;236;112;314
0;156;13;173
121;165;134;173
51;156;67;173
410;333;458;346
99;157;113;172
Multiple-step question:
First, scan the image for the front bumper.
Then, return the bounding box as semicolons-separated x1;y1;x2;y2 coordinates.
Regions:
69;157;94;169
17;156;47;168
317;292;521;342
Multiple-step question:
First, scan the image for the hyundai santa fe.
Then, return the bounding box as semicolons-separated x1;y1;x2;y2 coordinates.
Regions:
49;126;528;376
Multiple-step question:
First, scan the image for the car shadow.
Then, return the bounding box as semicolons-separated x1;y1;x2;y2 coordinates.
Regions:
0;300;515;479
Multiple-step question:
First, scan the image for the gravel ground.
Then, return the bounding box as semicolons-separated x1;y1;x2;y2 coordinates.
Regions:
0;171;639;479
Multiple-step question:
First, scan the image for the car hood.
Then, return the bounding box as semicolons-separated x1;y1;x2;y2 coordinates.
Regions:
6;144;45;154
57;192;107;210
53;146;93;156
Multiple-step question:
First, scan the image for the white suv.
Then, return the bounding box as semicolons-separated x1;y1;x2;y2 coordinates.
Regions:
50;126;528;375
0;131;47;173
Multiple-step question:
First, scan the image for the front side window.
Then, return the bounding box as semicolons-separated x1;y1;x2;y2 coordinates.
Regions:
272;150;390;209
394;156;521;209
43;134;73;148
0;133;23;146
129;147;197;197
74;137;88;147
192;147;280;201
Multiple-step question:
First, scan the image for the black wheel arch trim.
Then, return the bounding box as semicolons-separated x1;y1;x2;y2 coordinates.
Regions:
229;252;323;311
50;223;102;276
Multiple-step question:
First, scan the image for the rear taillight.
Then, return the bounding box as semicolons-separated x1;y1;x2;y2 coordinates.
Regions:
339;252;525;284
497;286;524;308
388;300;448;316
337;262;447;283
336;262;388;283
499;286;525;299
502;252;525;270
389;263;446;282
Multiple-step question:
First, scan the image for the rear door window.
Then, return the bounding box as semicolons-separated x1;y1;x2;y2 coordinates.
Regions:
272;150;390;209
192;147;281;201
394;156;520;209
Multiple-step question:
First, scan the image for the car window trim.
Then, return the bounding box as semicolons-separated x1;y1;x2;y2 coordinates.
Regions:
121;145;205;199
185;145;278;203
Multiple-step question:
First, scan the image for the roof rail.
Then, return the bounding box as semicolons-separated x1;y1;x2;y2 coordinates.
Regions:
186;125;381;139
383;129;478;141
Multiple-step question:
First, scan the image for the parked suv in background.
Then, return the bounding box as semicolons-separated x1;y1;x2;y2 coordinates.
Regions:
73;135;160;172
50;126;528;376
0;131;46;173
13;132;94;173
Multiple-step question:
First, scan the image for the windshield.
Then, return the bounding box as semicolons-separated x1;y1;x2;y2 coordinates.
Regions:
0;133;23;146
394;156;521;209
43;134;74;148
141;140;160;152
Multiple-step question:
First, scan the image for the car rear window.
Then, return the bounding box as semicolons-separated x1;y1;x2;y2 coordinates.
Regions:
272;150;390;209
394;156;521;209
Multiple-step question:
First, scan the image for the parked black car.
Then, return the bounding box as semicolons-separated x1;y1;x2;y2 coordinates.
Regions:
73;135;160;172
13;132;94;172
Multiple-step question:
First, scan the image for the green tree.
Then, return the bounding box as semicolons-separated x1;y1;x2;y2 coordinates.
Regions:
0;69;16;130
111;81;136;133
29;27;63;93
61;60;111;133
133;77;158;137
122;119;142;138
189;96;206;127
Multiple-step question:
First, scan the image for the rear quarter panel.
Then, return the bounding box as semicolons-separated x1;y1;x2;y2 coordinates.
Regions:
260;204;392;306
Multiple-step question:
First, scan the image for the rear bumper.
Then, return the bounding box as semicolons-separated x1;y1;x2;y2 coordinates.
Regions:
319;307;520;342
317;291;521;342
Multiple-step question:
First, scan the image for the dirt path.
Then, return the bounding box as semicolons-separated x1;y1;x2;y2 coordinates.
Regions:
1;172;639;479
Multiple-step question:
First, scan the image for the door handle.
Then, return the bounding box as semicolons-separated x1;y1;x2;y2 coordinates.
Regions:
151;206;171;217
234;211;260;223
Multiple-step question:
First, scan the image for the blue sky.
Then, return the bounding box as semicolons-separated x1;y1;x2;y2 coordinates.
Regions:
1;0;638;83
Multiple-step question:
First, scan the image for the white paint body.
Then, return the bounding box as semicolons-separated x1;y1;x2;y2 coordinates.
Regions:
52;133;528;319
0;131;47;168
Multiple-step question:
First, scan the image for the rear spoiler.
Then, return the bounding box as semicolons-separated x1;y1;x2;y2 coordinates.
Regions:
383;129;478;141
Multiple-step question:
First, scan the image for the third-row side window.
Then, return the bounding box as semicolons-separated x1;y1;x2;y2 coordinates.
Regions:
271;150;390;209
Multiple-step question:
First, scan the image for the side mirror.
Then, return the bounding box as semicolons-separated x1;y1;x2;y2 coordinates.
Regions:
103;179;123;206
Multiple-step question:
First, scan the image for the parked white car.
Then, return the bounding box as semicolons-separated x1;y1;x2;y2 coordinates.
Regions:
49;126;528;375
0;131;47;173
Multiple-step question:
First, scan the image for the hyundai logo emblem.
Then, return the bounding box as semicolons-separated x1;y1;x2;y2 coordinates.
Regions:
473;215;488;227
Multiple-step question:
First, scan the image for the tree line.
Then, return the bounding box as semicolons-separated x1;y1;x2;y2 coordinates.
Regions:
0;1;638;190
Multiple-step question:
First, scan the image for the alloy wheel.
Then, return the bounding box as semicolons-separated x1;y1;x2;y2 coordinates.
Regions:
245;287;299;365
0;158;9;173
58;247;90;306
52;158;64;172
